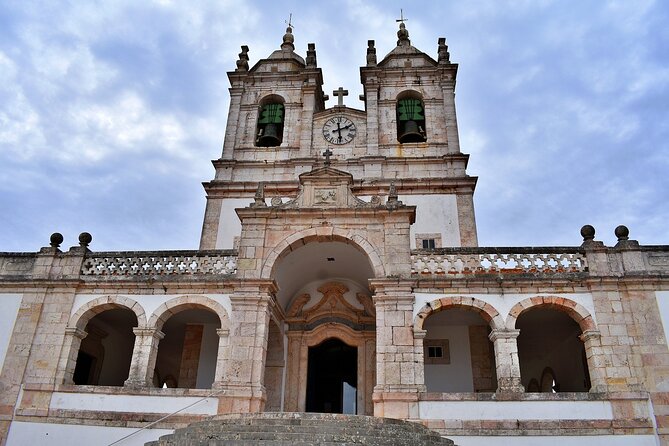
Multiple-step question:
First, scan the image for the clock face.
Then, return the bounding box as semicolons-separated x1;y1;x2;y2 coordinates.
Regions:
323;116;356;145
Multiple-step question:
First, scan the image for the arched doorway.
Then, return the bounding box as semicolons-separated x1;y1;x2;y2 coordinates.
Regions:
269;239;377;415
306;338;357;414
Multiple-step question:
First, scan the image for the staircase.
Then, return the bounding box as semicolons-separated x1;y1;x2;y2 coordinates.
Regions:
145;412;455;445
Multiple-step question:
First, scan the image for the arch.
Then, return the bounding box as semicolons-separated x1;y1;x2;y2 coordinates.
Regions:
506;296;596;332
261;228;385;279
396;90;427;143
69;295;146;330
414;296;504;331
147;295;230;331
255;94;286;147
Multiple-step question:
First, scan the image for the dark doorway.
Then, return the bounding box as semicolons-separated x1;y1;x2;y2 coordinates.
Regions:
306;338;357;414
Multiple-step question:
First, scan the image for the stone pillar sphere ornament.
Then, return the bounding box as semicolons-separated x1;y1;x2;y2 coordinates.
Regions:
49;232;64;248
78;232;92;247
580;224;596;241
615;225;630;241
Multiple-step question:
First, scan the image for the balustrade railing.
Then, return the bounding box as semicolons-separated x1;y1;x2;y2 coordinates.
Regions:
81;250;237;276
411;247;587;275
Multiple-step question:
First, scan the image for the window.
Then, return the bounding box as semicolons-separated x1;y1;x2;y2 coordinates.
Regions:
422;239;436;250
424;339;450;365
397;96;427;143
256;101;285;147
416;233;442;250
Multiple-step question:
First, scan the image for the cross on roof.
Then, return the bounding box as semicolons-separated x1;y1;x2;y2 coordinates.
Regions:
333;87;348;107
285;13;295;29
323;148;333;166
396;9;408;24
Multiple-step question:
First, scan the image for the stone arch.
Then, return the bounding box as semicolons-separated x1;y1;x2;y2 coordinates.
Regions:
69;295;146;330
261;227;385;279
414;296;504;331
506;296;596;332
148;295;230;331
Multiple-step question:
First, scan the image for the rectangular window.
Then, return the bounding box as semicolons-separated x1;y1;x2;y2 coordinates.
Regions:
424;339;450;365
422;239;436;250
427;346;442;358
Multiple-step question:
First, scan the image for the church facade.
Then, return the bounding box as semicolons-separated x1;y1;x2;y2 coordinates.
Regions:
1;22;669;446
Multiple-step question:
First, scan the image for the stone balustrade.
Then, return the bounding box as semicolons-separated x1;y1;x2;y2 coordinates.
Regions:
411;247;588;276
80;250;238;276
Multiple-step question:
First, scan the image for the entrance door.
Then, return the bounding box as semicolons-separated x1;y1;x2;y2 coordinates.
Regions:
306;338;357;414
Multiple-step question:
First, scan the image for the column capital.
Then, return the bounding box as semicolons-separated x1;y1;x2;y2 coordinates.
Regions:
413;328;427;339
64;327;87;339
132;327;165;340
489;328;520;342
579;329;602;343
217;328;230;338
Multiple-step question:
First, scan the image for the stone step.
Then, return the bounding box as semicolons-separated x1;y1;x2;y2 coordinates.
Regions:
145;412;454;446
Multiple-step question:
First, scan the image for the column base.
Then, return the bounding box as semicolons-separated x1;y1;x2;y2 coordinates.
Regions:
373;385;422;420
496;377;525;393
214;383;266;414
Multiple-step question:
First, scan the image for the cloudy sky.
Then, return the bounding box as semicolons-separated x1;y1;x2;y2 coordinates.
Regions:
1;0;667;252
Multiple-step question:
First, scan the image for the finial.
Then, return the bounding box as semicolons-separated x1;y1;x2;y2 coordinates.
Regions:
50;232;63;248
437;38;450;64
250;183;267;208
333;87;349;107
396;9;410;46
367;40;377;66
386;182;404;209
79;232;92;248
580;225;595;242
323;148;333;167
236;45;249;72
281;14;295;51
306;43;317;67
614;225;629;241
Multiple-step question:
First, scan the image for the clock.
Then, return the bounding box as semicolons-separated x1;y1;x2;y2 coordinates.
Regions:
323;116;356;145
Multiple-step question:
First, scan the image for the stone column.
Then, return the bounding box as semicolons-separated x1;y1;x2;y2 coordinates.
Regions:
372;280;424;419
56;327;87;385
489;329;525;393
124;328;164;388
441;81;461;154
212;328;230;385
580;329;608;393
216;289;273;413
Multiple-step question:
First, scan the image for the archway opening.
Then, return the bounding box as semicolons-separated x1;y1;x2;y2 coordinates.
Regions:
154;308;221;389
517;307;591;392
423;307;497;392
73;308;137;386
306;338;357;414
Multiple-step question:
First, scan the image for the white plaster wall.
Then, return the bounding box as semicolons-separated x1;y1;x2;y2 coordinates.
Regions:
71;294;233;328
447;435;656;446
655;291;669;350
401;194;461;248
414;293;598;327
424;325;474;392
196;323;219;388
0;294;22;369
50;392;218;415
216;198;248;249
6;421;171;446
419;400;613;420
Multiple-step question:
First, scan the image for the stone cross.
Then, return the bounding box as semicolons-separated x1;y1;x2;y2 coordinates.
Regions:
323;148;333;166
396;9;408;24
333;87;348;106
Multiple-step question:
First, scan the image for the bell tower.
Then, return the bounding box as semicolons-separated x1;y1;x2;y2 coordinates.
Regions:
200;20;477;250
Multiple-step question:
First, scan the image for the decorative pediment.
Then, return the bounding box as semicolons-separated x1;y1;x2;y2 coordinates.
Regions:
278;166;369;209
286;282;375;326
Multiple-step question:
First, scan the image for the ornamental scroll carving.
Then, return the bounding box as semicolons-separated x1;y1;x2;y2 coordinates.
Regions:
285;281;375;326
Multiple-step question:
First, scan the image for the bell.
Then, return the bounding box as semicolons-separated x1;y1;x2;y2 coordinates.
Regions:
257;123;282;147
399;120;425;143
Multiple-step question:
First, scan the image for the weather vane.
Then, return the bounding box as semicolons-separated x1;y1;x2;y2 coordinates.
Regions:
396;9;408;25
286;13;295;29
